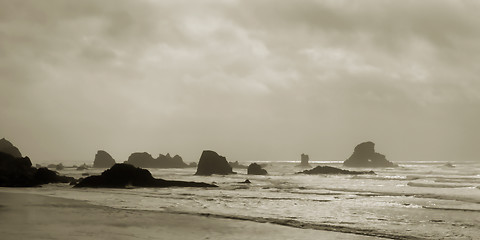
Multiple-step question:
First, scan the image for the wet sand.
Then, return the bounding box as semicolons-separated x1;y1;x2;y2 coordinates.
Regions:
0;191;377;240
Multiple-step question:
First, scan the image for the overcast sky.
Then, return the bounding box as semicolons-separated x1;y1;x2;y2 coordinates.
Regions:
1;0;479;164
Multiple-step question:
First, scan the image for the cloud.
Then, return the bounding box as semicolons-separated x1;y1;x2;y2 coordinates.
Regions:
0;0;479;163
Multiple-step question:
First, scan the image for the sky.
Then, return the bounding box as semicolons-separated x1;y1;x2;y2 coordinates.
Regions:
1;0;479;164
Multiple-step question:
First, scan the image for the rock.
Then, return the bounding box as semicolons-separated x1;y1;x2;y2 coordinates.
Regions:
297;153;312;168
125;152;188;168
443;162;455;168
298;166;375;175
76;164;88;171
188;162;197;168
74;163;217;188
93;150;116;168
0;152;74;187
55;163;64;171
195;150;235;176
241;179;251;184
343;142;397;168
247;163;268;175
229;161;248;169
0;138;22;158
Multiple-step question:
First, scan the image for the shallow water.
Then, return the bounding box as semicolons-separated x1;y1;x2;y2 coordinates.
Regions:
6;161;480;239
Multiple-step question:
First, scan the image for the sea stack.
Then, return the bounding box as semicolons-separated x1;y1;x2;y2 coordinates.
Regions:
343;141;397;168
0;138;22;158
125;152;187;168
195;150;235;176
299;166;375;175
247;163;268;175
93;150;116;168
298;153;311;168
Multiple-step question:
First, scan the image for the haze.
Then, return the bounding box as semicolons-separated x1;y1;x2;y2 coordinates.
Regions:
1;0;479;164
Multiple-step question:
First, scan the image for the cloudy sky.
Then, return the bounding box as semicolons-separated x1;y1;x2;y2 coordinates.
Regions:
1;0;479;164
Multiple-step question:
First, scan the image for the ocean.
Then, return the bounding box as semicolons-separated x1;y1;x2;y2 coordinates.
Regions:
5;161;480;239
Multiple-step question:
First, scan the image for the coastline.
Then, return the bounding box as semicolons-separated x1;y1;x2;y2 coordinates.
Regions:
0;190;377;240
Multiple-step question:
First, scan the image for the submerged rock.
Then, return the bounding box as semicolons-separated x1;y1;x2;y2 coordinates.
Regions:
0;152;74;187
195;150;235;176
247;163;268;175
93;150;116;168
74;163;217;188
299;166;375;175
229;161;248;169
343;142;397;168
0;138;22;158
126;152;188;168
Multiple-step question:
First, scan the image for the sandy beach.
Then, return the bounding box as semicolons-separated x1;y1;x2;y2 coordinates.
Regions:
0;191;376;240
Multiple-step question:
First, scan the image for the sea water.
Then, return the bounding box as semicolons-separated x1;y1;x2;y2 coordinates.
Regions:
8;161;480;239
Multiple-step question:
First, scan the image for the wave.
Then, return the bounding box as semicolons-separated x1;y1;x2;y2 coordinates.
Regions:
166;210;425;240
407;182;473;188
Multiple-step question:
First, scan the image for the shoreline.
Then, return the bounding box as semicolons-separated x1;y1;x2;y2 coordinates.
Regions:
0;190;378;240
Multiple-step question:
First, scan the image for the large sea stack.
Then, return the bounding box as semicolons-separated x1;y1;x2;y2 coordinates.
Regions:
75;163;216;188
195;150;235;176
126;152;187;168
343;141;397;168
0;138;22;158
93;150;116;168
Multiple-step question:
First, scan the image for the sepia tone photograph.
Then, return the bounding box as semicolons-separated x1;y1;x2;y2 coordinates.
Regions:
1;1;479;239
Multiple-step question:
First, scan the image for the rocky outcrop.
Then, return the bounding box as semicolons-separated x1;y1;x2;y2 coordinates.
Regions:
229;161;248;169
125;152;188;168
74;163;217;188
0;152;74;187
343;142;397;168
0;138;22;158
93;150;116;168
247;163;268;175
297;153;311;168
195;150;235;176
298;166;375;175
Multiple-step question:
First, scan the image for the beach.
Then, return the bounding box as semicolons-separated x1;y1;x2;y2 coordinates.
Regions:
0;191;375;240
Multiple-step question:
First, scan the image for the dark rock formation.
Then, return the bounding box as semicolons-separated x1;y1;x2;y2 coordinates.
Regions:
126;152;188;168
229;161;248;169
241;179;251;184
74;163;217;188
0;152;74;187
343;142;397;168
188;162;197;168
298;166;375;175
297;153;312;168
247;163;268;175
76;164;88;171
0;138;22;158
55;163;64;171
195;150;235;176
93;150;116;168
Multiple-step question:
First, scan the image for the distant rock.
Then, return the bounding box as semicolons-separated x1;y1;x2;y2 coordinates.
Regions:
126;152;188;168
247;163;268;175
0;152;74;187
443;162;455;168
241;179;251;184
55;163;64;171
343;142;397;168
74;163;217;188
298;166;375;175
0;138;22;158
77;163;88;171
188;162;197;168
195;150;235;176
297;153;312;168
93;150;116;168
229;161;248;169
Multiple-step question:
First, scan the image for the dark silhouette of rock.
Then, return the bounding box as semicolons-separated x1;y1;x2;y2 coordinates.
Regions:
242;179;251;184
93;150;116;168
247;163;268;175
76;163;88;171
195;150;235;176
74;163;217;188
188;162;197;168
229;161;248;169
343;142;397;168
0;138;22;158
297;153;312;168
126;152;188;168
299;166;375;175
55;163;64;171
0;152;74;187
